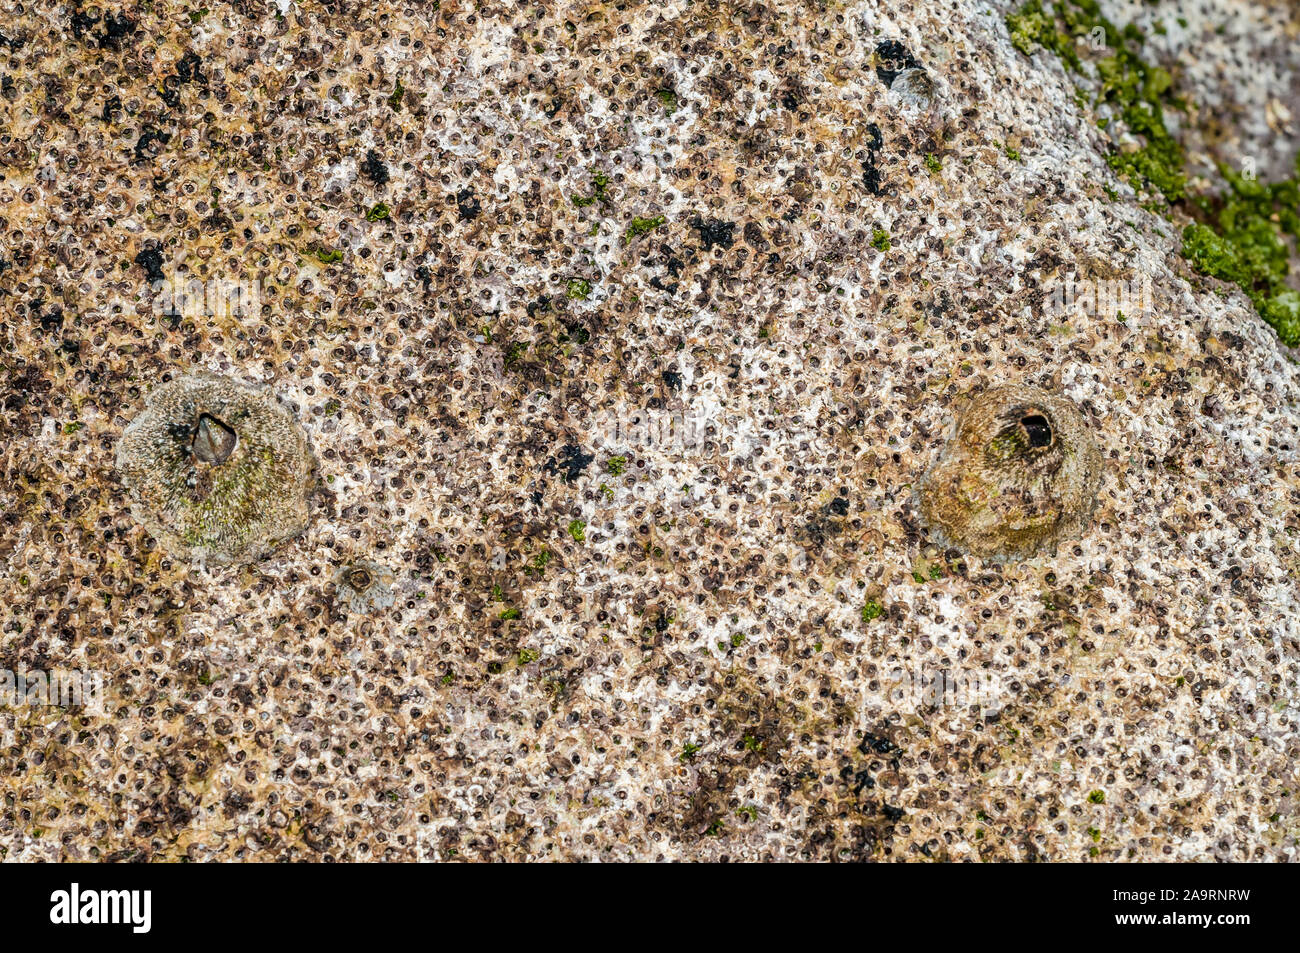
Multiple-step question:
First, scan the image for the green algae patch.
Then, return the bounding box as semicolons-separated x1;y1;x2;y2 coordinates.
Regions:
625;215;665;243
1006;1;1186;202
1103;100;1184;202
571;169;612;208
1183;160;1300;346
1007;0;1080;70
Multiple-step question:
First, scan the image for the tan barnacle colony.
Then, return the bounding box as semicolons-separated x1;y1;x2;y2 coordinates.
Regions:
917;385;1102;561
115;373;316;563
333;561;396;613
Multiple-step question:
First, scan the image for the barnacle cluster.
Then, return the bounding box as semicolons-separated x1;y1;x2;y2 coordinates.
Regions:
917;385;1102;561
2;0;1295;865
115;373;315;563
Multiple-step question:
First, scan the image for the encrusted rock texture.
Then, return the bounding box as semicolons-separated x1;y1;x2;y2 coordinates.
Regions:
1;0;1298;861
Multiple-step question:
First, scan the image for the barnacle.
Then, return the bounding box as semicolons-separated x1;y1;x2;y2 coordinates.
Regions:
888;67;936;111
115;373;316;563
917;385;1102;561
334;561;396;614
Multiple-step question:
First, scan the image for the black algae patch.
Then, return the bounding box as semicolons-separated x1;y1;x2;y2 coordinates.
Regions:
875;40;920;87
547;443;594;482
691;216;736;251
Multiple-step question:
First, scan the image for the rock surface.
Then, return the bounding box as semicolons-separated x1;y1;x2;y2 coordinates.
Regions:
1;0;1297;861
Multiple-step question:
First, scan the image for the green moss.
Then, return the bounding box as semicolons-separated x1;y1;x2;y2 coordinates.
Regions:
365;202;390;222
516;648;540;665
315;248;343;264
625;215;665;242
1087;789;1106;804
924;153;942;174
679;742;702;762
499;606;521;620
861;600;884;623
655;88;679;115
606;455;627;476
566;278;592;300
387;78;405;111
870;229;892;252
567;519;586;542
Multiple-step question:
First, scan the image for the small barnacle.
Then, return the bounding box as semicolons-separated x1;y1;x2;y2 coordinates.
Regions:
888;67;936;112
115;372;316;563
334;561;396;614
917;385;1102;561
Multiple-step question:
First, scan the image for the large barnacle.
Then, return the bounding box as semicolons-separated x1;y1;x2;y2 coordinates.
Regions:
333;561;396;614
888;67;937;113
917;385;1102;561
115;372;316;563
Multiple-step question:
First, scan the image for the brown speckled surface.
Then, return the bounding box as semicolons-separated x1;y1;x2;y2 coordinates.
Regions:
1;0;1298;861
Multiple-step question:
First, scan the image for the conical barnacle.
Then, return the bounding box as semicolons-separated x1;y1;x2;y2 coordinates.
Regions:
888;67;936;112
917;385;1102;562
333;561;396;614
115;372;316;563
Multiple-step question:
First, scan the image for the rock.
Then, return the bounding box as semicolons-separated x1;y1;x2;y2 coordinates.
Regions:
1;0;1297;863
